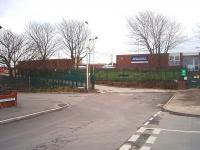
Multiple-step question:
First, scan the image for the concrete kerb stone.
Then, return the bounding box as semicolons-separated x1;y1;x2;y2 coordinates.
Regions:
162;92;200;118
0;103;70;125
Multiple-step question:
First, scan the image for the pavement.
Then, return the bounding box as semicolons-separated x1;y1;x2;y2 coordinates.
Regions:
0;93;69;124
96;84;175;93
163;88;200;117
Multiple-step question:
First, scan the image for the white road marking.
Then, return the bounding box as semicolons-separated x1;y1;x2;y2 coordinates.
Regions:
153;111;162;117
140;146;151;150
146;136;157;144
137;127;146;133
147;127;200;134
128;134;140;142
161;128;200;134
153;128;161;134
119;144;131;150
144;121;149;126
149;117;154;121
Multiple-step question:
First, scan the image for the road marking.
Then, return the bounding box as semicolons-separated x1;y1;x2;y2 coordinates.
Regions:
153;128;161;134
162;128;200;134
149;117;154;121
153;111;162;117
140;146;151;150
128;134;140;142
147;127;200;134
119;144;131;150
137;127;146;133
144;121;149;126
146;136;157;144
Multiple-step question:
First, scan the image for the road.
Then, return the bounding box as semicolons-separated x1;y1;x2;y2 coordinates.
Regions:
0;92;171;150
145;111;200;150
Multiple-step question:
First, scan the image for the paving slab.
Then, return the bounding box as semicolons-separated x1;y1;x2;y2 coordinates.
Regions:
96;85;175;93
0;93;68;122
164;89;200;116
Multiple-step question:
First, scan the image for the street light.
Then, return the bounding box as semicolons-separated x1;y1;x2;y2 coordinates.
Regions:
89;36;98;73
84;21;98;91
0;25;2;29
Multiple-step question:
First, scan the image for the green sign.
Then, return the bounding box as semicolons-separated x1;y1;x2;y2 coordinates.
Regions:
181;68;187;77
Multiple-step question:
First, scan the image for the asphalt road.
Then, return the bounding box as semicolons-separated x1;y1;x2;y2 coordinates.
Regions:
0;92;172;150
147;111;200;150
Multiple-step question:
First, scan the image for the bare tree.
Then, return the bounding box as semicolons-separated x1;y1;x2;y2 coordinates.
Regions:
57;19;90;68
25;22;58;60
0;30;28;77
127;11;184;54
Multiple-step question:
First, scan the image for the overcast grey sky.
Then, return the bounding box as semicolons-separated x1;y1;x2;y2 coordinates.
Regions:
1;0;200;63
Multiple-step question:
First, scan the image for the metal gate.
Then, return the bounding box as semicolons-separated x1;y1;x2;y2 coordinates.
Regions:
187;71;200;88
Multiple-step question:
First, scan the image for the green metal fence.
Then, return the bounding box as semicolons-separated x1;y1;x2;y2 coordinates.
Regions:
187;71;200;88
28;70;86;88
0;70;86;90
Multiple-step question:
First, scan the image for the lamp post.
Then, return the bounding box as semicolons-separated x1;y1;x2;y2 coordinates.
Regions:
84;21;98;91
89;37;98;73
88;36;98;90
86;47;89;91
0;26;2;29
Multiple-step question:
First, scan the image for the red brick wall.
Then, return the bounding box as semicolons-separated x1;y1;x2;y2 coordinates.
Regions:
116;53;180;69
17;59;74;72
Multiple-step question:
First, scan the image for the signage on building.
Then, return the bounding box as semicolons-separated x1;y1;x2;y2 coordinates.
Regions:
131;55;149;63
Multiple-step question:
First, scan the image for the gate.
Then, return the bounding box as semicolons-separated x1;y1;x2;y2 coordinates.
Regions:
187;71;200;88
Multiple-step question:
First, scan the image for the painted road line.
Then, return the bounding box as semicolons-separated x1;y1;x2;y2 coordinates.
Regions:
119;144;131;150
128;134;140;142
137;127;146;133
153;128;161;134
153;111;162;117
149;117;154;121
144;121;149;126
140;146;151;150
147;127;200;134
146;136;157;144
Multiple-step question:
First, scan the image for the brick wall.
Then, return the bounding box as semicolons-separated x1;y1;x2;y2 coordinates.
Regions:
17;59;74;72
116;53;181;69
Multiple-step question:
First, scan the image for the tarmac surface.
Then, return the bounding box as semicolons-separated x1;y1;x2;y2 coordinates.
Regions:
0;91;172;150
0;85;200;150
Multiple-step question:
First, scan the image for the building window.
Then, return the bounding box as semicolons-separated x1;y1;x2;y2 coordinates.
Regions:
169;54;180;66
183;55;199;71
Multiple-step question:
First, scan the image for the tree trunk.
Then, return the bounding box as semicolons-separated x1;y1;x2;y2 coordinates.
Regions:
9;68;13;78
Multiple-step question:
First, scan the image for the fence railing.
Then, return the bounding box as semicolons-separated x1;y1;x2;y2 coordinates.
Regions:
0;70;86;90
